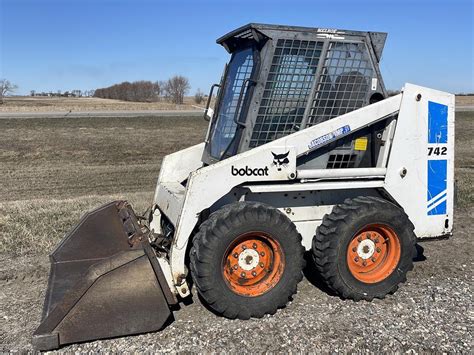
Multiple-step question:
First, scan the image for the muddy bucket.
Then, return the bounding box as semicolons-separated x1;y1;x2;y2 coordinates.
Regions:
32;201;175;351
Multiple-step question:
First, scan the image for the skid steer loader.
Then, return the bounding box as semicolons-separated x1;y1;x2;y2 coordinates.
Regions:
33;23;455;350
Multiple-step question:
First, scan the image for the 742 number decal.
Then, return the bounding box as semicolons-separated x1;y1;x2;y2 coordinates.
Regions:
428;147;447;156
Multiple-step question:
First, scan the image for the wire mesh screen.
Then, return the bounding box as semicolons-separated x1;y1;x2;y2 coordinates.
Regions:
326;154;357;168
249;39;323;147
210;48;254;158
307;42;374;126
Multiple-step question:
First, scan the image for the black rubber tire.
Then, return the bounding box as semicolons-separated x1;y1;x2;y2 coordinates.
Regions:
190;201;305;319
312;196;416;301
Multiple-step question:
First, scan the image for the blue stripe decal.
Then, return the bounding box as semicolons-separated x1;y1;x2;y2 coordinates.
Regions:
428;101;448;144
429;200;447;216
427;159;447;215
428;191;447;208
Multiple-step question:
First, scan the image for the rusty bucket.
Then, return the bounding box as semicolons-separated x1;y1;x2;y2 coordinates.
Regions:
33;201;175;350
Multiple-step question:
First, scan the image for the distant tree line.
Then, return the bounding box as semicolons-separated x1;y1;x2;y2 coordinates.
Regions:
30;89;95;97
94;75;191;104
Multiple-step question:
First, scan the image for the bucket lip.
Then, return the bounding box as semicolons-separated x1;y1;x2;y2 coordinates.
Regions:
31;332;59;352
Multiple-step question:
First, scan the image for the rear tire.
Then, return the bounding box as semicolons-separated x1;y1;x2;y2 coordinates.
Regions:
312;196;416;301
190;202;305;319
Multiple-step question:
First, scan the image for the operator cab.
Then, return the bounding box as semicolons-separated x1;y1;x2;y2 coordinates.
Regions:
203;23;388;169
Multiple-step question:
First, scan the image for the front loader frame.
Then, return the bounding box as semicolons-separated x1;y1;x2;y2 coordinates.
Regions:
153;83;455;298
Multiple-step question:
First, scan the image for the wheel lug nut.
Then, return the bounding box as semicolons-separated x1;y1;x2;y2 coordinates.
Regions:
233;253;239;258
376;247;381;253
252;243;258;249
260;251;265;256
251;271;257;277
354;257;359;262
259;262;264;268
371;257;376;262
374;238;379;244
242;245;247;250
366;233;371;239
233;265;238;270
352;247;357;252
357;236;362;242
362;261;367;266
241;272;246;278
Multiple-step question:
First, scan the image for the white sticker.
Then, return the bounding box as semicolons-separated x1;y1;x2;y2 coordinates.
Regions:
308;125;351;150
371;78;378;91
316;33;345;40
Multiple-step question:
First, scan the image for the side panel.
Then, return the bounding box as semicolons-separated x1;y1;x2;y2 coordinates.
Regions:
384;84;455;239
153;143;205;204
157;143;205;184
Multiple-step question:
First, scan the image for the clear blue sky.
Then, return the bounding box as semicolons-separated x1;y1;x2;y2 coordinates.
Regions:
0;0;473;95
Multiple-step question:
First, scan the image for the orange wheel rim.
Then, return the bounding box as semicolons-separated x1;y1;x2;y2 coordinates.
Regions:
346;224;401;284
222;232;285;297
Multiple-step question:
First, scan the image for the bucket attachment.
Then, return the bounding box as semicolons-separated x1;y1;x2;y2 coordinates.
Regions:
33;201;176;351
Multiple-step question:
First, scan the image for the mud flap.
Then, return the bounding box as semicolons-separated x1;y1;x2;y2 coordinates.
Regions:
33;201;176;351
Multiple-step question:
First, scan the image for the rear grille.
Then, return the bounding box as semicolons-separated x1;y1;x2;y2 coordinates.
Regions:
326;154;357;169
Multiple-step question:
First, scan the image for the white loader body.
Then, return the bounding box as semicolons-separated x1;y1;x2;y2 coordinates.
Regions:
151;83;455;298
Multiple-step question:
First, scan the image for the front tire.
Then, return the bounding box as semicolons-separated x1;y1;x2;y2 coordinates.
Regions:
312;196;416;301
190;202;305;319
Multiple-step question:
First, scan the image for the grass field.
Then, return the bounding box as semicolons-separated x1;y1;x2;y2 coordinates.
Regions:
456;95;474;105
1;95;471;113
0;111;472;257
0;115;208;256
0;96;200;112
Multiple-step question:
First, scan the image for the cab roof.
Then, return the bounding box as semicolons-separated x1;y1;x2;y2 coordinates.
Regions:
217;23;387;62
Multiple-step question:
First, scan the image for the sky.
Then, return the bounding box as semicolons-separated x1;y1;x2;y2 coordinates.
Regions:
0;0;473;95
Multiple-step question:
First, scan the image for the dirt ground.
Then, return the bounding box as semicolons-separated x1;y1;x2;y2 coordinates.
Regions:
0;112;472;352
0;96;201;113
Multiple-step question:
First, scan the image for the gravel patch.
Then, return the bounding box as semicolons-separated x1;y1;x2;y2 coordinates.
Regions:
1;209;472;352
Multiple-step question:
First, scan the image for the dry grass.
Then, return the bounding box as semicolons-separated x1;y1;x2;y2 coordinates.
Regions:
0;115;207;200
0;112;472;257
455;95;474;106
0;193;150;257
1;95;470;113
0;96;201;112
454;111;474;207
0;114;208;256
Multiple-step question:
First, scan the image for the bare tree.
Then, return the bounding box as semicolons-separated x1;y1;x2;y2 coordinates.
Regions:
194;89;205;104
160;80;170;101
0;79;18;104
153;81;161;98
72;89;82;97
166;75;190;104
